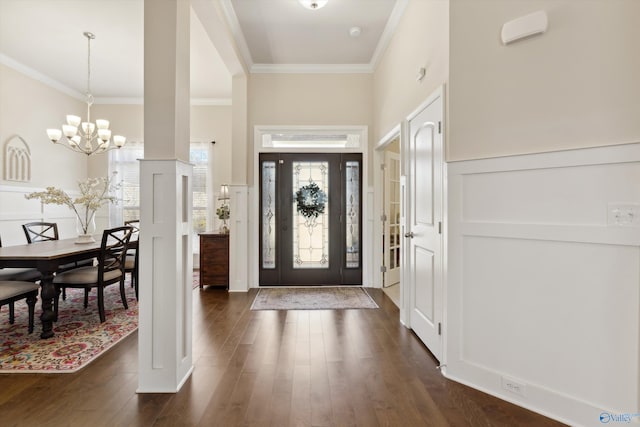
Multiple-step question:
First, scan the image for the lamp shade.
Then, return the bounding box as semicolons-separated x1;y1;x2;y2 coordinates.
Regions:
219;184;230;200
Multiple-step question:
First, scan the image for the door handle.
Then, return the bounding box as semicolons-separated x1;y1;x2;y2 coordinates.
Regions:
404;231;414;238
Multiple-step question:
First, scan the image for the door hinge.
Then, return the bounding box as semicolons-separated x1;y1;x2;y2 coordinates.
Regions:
381;213;387;222
438;121;442;134
438;322;442;335
380;163;386;170
438;221;442;234
380;265;387;273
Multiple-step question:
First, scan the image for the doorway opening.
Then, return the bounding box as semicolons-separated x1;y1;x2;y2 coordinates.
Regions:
375;129;402;308
381;137;401;305
258;152;363;286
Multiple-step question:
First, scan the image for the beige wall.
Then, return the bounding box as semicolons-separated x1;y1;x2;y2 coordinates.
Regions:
248;73;374;183
373;0;449;144
191;105;233;191
88;104;232;190
249;73;373;126
0;64;88;188
449;0;640;161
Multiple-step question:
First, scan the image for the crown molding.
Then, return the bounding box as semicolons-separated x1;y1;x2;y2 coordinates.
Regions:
93;97;232;106
370;0;408;69
191;98;233;106
94;97;143;105
219;0;254;72
250;63;374;74
0;53;84;101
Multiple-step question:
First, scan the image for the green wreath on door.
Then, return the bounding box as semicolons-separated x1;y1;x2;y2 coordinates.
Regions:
295;182;327;219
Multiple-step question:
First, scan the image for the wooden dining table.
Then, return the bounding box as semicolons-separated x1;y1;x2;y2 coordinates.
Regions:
0;237;103;338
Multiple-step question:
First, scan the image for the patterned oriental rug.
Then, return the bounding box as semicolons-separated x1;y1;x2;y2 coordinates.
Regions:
0;282;138;373
250;287;379;311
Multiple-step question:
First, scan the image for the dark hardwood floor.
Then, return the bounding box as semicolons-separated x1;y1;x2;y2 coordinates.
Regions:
0;288;565;426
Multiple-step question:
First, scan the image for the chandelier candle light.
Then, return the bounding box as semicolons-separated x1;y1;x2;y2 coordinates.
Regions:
46;32;126;155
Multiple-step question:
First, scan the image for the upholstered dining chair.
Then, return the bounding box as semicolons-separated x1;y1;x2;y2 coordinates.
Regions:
124;220;139;300
22;221;93;301
0;236;42;282
0;281;39;333
0;236;41;333
52;226;133;323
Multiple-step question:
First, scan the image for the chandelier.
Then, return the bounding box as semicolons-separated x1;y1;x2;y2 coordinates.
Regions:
298;0;328;10
46;32;126;155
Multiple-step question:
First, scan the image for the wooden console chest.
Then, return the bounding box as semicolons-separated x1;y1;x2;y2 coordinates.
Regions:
199;232;229;289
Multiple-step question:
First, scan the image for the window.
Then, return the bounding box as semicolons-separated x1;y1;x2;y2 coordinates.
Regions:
190;142;209;236
109;142;210;251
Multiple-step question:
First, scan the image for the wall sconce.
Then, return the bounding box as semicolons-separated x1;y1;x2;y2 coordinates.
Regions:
501;10;548;45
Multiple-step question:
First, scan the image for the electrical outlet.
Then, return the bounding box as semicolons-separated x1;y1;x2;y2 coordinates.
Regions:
608;204;640;226
501;376;526;397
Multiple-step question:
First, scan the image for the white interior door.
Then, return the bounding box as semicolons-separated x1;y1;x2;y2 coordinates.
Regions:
383;151;401;287
406;90;444;361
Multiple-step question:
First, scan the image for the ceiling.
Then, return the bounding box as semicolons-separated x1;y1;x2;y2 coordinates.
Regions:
0;0;404;101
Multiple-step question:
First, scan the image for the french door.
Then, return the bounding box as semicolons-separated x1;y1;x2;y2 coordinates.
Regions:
259;153;362;285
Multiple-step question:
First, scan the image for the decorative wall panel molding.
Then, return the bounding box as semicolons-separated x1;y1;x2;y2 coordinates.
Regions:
4;135;32;182
446;143;640;427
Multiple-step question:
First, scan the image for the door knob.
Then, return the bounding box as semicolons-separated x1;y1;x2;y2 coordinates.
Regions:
404;231;414;238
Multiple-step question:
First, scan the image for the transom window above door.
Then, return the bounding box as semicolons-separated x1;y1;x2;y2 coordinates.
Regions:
256;126;366;150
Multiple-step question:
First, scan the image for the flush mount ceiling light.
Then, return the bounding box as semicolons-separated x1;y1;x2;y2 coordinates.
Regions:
298;0;328;10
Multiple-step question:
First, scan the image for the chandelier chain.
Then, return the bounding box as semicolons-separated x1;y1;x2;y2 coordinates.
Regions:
46;31;125;155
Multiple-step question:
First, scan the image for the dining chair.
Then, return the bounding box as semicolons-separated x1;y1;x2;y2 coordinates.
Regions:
52;226;133;323
124;220;139;300
0;236;42;281
0;236;41;333
22;222;59;243
22;221;93;301
0;281;39;333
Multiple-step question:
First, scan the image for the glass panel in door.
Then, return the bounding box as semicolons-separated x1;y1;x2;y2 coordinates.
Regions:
292;161;330;269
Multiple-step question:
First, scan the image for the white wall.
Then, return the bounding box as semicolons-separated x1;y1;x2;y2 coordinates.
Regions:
447;143;640;426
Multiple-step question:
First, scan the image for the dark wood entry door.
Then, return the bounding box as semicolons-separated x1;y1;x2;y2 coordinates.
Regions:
259;153;362;285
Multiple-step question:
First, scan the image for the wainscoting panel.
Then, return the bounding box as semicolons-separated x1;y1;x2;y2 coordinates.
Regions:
446;143;640;426
0;184;109;245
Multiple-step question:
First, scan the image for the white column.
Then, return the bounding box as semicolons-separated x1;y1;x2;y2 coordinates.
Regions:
138;0;192;392
228;184;248;292
138;160;193;392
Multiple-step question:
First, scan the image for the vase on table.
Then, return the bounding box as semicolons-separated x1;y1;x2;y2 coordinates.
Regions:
75;211;96;244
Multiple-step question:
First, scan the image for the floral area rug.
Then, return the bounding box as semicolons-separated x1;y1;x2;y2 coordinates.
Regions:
250;287;379;311
0;280;138;373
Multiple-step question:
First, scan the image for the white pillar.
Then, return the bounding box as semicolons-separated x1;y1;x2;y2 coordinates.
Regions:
138;160;193;392
138;0;193;393
228;184;248;292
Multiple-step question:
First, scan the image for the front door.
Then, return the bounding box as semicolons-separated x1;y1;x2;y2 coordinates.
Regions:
259;153;362;285
406;89;444;361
